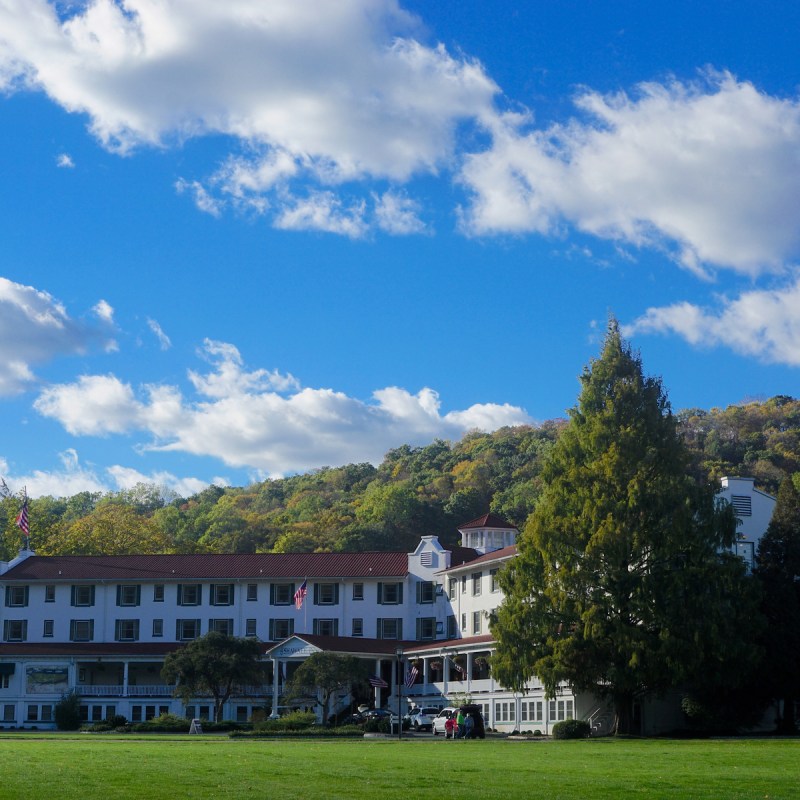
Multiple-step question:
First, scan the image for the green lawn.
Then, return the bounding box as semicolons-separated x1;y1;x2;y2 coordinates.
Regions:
1;734;797;799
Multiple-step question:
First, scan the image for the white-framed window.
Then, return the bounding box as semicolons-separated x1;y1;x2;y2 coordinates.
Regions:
352;583;364;601
210;584;234;606
178;584;202;606
378;582;403;605
496;701;515;722
461;613;467;632
461;575;467;593
314;583;338;605
490;569;500;593
352;618;363;637
447;615;458;639
521;701;543;723
153;584;165;602
270;584;294;606
152;619;163;637
176;619;201;641
416;581;434;604
245;619;257;637
209;618;233;635
472;611;482;634
0;675;10;689
43;619;54;638
2;704;14;722
415;617;436;640
71;585;95;607
117;585;141;607
3;620;27;642
448;578;457;600
26;705;39;722
472;572;482;596
313;618;338;636
69;619;94;642
5;586;28;607
269;619;294;641
44;585;56;603
246;584;258;602
377;618;402;640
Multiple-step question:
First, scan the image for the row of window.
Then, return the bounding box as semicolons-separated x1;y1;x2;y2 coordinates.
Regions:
445;610;487;638
2;616;420;643
4;580;429;608
447;569;501;601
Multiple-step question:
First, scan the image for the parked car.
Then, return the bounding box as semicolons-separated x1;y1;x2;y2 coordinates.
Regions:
408;706;440;731
363;708;392;722
459;704;486;739
432;707;458;737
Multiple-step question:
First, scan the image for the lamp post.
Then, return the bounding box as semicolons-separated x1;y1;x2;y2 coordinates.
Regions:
395;645;403;741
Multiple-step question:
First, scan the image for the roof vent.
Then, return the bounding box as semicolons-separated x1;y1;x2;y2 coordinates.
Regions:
731;495;752;516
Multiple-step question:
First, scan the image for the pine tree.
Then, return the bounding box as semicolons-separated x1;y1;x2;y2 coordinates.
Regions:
491;320;762;734
756;476;800;731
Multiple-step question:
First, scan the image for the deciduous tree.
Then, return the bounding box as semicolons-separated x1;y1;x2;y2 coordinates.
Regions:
161;633;264;722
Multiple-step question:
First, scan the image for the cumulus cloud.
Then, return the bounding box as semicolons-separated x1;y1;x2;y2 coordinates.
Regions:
461;73;800;276
0;449;222;498
33;338;532;475
374;190;427;235
0;277;116;395
0;0;497;235
56;152;74;168
623;275;800;366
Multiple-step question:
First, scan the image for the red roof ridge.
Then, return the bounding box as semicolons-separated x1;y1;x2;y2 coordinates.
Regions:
458;513;517;530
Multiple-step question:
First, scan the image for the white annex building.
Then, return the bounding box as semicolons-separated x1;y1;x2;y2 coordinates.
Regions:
0;479;775;734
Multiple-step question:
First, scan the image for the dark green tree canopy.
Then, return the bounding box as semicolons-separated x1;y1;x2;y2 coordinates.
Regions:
161;633;264;722
286;651;369;725
491;320;761;734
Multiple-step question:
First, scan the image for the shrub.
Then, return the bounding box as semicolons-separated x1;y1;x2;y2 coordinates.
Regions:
552;719;591;739
253;711;316;733
110;714;128;728
54;690;82;731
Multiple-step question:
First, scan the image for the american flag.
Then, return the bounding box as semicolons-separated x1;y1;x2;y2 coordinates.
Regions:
293;579;308;610
368;675;388;689
15;498;29;537
452;658;465;676
404;665;418;689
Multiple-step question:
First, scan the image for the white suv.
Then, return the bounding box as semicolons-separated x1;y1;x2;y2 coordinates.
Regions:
408;706;440;731
432;707;458;737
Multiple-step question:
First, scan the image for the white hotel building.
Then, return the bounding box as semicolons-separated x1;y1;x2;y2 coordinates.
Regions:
0;479;775;734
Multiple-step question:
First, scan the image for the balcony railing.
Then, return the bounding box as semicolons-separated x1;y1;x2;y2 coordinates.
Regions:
77;684;273;698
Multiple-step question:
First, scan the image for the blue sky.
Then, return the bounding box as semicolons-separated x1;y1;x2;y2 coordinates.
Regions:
1;0;799;498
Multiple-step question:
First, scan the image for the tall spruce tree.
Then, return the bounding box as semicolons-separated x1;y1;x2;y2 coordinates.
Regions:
755;476;800;732
491;320;761;734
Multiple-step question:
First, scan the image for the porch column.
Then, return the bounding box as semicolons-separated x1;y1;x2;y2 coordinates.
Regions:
372;658;382;707
422;657;429;693
270;658;280;718
122;661;129;697
466;652;473;691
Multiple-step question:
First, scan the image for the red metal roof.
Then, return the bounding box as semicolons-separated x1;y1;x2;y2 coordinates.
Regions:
265;634;418;657
458;513;516;530
446;545;517;571
1;551;409;582
404;634;496;654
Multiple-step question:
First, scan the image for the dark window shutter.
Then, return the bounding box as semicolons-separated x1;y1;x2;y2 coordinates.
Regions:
313;583;319;605
136;585;141;606
177;585;183;605
313;619;319;635
23;586;29;606
115;620;121;641
333;619;339;636
269;584;275;605
377;583;383;604
398;583;403;604
416;582;421;604
416;618;421;639
397;619;403;640
116;586;121;606
70;586;76;606
210;584;216;604
2;621;7;640
268;620;275;640
3;587;8;607
196;584;202;605
334;584;340;605
90;586;96;606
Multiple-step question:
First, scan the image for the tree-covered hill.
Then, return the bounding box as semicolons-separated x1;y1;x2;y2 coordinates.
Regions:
2;397;799;559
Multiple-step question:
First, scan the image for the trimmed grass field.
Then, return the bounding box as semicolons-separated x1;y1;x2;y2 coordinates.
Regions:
1;734;798;799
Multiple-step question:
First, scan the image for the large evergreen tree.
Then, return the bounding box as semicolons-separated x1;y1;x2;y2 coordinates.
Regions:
755;476;800;732
491;320;761;734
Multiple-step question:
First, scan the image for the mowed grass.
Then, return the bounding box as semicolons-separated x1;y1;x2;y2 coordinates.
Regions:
1;734;798;800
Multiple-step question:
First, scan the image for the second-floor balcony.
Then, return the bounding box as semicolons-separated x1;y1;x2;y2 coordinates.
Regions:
77;684;273;698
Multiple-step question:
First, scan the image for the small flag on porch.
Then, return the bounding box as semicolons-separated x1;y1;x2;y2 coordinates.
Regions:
293;579;307;610
368;675;388;689
452;658;465;676
404;665;418;688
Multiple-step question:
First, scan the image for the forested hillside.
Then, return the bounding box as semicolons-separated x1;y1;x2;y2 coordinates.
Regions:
2;396;799;559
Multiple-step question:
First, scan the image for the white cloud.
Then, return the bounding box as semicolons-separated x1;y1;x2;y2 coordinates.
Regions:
0;0;497;233
461;73;800;276
56;152;74;168
33;338;532;475
0;449;222;498
147;318;172;350
274;191;368;238
623;275;800;366
0;277;116;395
174;178;223;218
374;190;427;235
